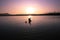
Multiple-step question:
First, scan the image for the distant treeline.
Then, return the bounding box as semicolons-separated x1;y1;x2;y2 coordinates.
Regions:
0;12;60;16
0;13;11;16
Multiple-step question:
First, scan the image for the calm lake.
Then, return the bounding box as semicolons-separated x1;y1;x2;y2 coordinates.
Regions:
0;16;60;40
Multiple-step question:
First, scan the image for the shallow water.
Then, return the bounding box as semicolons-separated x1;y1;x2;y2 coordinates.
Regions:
0;16;60;40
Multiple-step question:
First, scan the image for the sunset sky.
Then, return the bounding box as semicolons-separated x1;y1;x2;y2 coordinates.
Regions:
0;0;60;14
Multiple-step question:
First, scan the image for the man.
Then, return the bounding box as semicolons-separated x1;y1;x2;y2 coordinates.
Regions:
28;17;32;24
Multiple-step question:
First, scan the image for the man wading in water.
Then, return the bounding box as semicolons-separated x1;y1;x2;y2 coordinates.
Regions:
25;17;32;25
28;17;32;24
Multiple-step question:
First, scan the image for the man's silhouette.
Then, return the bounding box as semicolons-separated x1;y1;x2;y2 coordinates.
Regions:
28;18;32;25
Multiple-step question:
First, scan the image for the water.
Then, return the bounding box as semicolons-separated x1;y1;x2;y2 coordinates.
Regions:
0;16;60;40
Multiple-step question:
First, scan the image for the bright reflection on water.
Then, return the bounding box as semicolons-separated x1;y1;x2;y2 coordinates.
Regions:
0;16;60;40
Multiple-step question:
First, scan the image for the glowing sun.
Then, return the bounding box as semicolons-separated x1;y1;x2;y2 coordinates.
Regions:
26;7;35;14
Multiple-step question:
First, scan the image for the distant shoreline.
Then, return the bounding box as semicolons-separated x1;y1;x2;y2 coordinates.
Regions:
0;12;60;16
0;14;60;16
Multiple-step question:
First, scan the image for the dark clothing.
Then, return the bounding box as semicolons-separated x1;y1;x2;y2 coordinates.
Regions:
28;18;31;24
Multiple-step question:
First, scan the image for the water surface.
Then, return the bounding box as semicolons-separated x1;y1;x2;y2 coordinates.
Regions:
0;16;60;40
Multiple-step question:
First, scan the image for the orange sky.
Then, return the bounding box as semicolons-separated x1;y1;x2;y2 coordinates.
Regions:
0;0;60;14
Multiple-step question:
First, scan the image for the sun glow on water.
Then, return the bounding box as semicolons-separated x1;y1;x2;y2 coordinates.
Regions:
28;15;32;18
